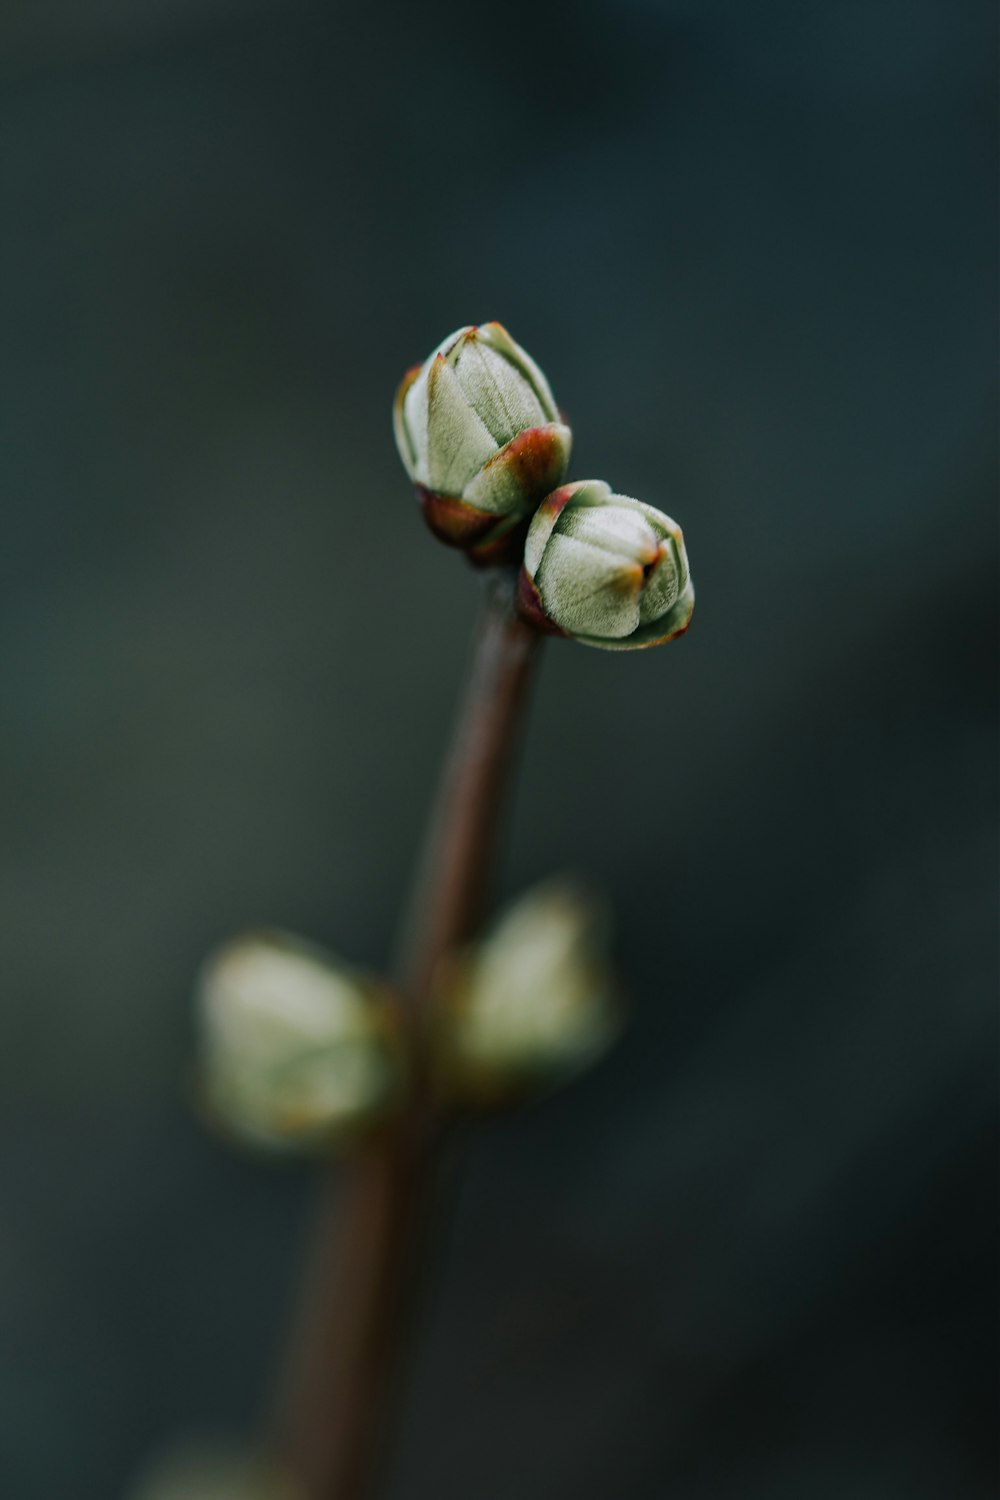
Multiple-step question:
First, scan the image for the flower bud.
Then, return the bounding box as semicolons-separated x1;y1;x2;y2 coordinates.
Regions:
393;323;572;563
517;480;694;649
129;1441;301;1500
436;880;620;1103
194;931;402;1155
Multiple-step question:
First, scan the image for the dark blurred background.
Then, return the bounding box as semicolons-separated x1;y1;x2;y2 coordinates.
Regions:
2;1;997;1495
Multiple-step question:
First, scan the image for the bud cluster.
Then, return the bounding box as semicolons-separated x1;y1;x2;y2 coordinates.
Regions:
394;322;694;649
193;885;619;1153
190;320;694;1162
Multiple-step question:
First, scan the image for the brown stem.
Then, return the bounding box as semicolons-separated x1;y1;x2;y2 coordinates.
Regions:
396;567;543;1007
271;569;542;1500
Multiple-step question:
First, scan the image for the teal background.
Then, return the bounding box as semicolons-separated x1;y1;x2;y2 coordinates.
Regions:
1;2;996;1495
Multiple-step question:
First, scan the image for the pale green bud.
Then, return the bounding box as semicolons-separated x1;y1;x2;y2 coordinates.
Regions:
393;322;572;562
128;1440;301;1500
517;480;694;649
194;932;401;1155
437;880;619;1102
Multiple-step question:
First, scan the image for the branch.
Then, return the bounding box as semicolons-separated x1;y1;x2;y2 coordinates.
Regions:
271;569;541;1500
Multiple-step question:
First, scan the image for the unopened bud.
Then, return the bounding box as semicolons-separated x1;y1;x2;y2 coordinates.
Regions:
517;480;694;649
128;1440;301;1500
437;880;619;1102
194;932;401;1154
393;323;572;563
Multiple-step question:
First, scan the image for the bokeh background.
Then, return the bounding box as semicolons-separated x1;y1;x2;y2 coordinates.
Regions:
2;1;997;1496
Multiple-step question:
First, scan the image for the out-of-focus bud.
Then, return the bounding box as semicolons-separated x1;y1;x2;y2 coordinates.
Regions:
435;880;620;1103
393;322;572;563
194;932;402;1155
517;480;694;649
128;1439;301;1500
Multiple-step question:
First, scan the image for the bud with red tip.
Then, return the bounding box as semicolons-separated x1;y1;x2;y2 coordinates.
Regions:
517;480;694;650
393;323;572;563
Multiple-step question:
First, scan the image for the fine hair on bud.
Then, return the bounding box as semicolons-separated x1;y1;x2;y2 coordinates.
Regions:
518;480;694;650
393;323;572;563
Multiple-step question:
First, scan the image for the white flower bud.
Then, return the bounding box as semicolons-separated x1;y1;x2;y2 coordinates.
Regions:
194;932;401;1155
393;322;572;562
438;880;619;1101
517;480;694;650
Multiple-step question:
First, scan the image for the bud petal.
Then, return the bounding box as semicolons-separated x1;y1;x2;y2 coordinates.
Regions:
448;334;548;444
461;422;573;517
194;932;402;1155
436;880;620;1102
394;323;571;560
518;481;694;650
424;353;499;496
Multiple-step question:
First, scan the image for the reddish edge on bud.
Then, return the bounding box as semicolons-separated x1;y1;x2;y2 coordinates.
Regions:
654;610;693;645
393;364;423;429
473;424;568;497
466;518;530;570
516;567;567;635
417;488;501;548
534;483;578;526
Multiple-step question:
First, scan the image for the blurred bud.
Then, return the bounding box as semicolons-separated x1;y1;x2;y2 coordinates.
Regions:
436;880;620;1103
517;480;694;650
128;1439;301;1500
393;322;572;563
194;932;402;1155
